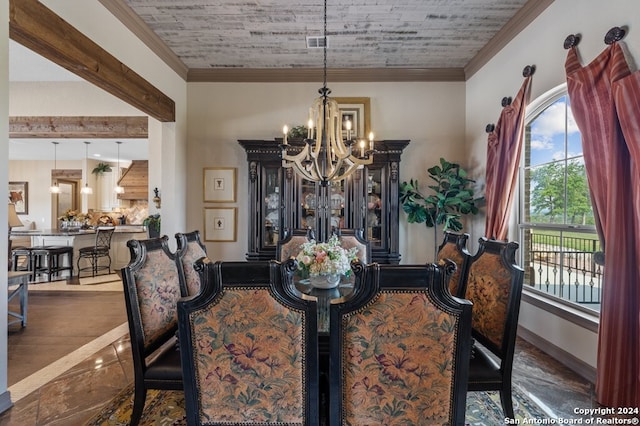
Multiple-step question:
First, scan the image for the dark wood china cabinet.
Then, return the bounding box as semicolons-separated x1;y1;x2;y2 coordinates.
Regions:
239;139;409;264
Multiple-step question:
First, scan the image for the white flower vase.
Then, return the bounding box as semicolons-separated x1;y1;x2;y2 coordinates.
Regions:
309;273;341;289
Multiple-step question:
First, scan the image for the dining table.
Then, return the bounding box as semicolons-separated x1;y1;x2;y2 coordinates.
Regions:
292;275;356;334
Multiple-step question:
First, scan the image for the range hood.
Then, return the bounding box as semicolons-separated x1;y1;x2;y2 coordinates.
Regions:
117;160;148;200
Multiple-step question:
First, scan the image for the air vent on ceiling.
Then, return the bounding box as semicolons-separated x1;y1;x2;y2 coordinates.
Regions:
306;36;329;49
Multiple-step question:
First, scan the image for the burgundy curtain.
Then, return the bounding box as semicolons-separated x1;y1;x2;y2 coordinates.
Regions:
484;75;533;240
566;42;640;408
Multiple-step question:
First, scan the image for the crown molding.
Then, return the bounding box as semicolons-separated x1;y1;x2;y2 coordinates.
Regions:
187;67;465;83
98;0;189;80
464;0;555;79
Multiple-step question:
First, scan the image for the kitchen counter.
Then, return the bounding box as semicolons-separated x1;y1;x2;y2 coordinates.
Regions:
11;226;146;237
11;227;148;279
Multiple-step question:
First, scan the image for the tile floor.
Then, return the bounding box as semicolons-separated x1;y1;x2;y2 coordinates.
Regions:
0;278;600;425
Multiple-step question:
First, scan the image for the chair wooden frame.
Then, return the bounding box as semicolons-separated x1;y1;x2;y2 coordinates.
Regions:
121;236;184;426
329;261;472;425
276;228;315;262
437;230;472;298
175;230;207;296
178;258;320;425
334;228;371;263
464;237;524;419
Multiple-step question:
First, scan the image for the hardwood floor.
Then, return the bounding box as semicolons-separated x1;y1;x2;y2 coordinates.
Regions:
0;277;599;425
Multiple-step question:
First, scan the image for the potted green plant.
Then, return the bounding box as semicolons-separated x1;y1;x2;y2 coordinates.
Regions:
143;214;161;238
92;162;112;175
400;157;480;258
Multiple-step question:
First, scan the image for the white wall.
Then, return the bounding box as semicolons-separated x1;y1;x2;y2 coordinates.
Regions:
465;0;640;373
186;81;466;262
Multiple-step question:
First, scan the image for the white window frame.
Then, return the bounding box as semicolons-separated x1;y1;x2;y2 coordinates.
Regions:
518;83;601;324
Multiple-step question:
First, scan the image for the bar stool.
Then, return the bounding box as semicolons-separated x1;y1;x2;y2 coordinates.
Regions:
31;246;74;281
77;227;115;278
12;247;35;278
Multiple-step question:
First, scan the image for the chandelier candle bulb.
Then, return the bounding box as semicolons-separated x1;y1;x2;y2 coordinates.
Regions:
369;132;375;151
283;125;288;145
346;119;352;141
307;119;313;139
360;140;365;157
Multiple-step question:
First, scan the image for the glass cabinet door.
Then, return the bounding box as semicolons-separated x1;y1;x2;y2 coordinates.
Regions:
329;180;346;233
300;178;317;234
366;168;384;250
262;168;281;248
299;178;346;241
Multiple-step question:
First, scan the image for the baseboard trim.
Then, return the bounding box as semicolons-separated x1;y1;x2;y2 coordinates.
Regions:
518;326;597;384
0;391;13;414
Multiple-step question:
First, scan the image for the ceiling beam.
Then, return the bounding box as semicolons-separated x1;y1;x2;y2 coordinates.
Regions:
9;116;149;139
9;0;176;122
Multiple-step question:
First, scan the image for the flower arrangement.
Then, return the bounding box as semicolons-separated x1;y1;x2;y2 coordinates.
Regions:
58;209;86;222
295;235;358;278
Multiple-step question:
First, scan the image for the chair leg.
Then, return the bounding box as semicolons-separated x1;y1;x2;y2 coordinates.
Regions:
500;387;515;419
130;386;147;426
91;254;97;277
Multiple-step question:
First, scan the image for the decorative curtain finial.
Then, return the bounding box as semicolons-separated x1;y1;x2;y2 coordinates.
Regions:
501;97;512;107
605;26;626;45
523;65;536;77
486;124;495;133
564;34;581;49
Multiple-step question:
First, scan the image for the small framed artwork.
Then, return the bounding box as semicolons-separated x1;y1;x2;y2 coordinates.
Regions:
9;181;28;214
204;207;237;242
204;167;237;203
335;97;371;140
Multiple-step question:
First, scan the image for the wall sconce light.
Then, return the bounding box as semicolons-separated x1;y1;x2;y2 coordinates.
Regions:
152;187;161;209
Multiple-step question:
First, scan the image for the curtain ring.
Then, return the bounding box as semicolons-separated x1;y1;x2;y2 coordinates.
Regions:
604;26;626;45
522;65;536;77
563;34;581;49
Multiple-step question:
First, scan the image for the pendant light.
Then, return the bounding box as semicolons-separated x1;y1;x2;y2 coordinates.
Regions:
80;141;93;195
114;141;125;194
49;141;61;194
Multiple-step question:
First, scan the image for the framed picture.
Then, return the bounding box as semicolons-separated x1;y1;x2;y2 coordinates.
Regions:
9;182;28;214
203;167;237;202
204;207;237;242
335;97;371;140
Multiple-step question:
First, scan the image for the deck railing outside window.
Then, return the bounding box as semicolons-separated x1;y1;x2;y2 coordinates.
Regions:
524;232;602;311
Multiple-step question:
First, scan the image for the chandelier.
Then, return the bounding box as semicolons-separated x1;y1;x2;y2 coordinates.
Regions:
280;0;374;185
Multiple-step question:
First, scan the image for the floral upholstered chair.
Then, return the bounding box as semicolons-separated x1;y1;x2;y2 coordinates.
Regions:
329;261;473;426
437;231;473;297
175;230;207;296
335;228;370;263
277;228;315;262
121;236;184;426
464;237;524;419
177;258;319;425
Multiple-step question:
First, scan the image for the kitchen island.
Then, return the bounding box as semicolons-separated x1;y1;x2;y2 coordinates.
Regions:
10;226;147;279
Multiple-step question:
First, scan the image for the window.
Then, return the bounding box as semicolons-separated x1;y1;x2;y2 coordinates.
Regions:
519;85;603;312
